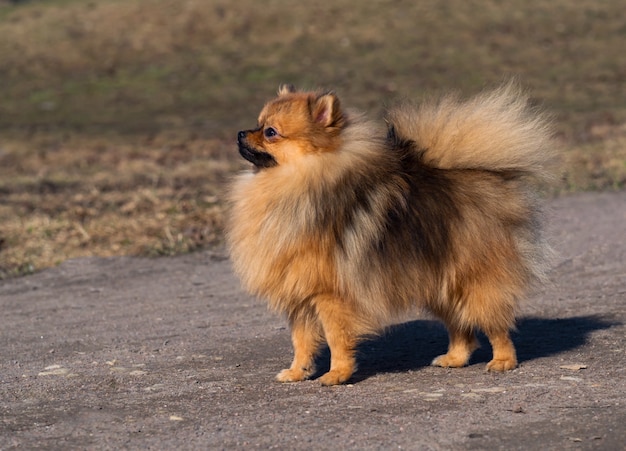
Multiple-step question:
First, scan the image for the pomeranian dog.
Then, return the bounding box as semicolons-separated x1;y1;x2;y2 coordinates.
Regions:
228;83;552;385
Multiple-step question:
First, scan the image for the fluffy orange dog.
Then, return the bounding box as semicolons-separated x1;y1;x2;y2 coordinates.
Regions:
228;83;552;385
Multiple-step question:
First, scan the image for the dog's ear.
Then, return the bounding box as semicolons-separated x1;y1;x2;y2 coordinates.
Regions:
312;92;344;128
277;84;296;96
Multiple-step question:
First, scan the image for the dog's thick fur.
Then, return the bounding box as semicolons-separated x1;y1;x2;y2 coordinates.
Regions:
228;83;553;385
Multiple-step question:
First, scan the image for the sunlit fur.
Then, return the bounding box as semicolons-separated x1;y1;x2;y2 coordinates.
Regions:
227;83;553;385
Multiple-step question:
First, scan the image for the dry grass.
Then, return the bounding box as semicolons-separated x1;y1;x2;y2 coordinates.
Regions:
560;124;626;192
0;0;625;277
0;132;239;277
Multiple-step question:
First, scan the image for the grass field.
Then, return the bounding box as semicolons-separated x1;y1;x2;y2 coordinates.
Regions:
1;0;625;277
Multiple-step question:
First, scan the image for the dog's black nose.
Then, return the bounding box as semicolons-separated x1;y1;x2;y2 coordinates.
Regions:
237;131;246;142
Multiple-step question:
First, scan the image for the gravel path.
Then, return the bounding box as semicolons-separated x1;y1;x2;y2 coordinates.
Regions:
1;192;625;450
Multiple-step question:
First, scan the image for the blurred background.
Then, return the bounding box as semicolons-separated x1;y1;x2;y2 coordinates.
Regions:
1;0;625;278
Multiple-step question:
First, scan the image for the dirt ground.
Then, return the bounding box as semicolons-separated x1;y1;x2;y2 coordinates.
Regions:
1;191;625;450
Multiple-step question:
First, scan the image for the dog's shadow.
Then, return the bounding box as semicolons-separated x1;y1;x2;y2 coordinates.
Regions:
311;315;619;382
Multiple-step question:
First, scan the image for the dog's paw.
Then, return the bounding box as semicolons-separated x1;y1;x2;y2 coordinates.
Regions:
431;353;468;368
275;368;310;383
317;368;352;386
486;358;517;372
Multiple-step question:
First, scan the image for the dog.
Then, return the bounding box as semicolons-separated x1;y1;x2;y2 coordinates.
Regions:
227;83;553;385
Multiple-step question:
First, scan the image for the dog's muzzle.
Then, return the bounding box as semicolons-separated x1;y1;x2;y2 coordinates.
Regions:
237;130;278;168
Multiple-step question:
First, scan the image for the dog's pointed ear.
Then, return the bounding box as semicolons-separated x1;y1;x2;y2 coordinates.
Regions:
312;92;344;128
278;84;296;96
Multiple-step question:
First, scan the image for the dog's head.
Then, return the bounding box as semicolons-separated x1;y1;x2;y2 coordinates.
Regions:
237;85;346;169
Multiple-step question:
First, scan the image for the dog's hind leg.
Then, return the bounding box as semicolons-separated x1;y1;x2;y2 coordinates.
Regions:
431;325;479;368
484;329;517;371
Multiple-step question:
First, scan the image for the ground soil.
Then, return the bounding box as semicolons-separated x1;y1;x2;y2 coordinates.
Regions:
1;191;625;450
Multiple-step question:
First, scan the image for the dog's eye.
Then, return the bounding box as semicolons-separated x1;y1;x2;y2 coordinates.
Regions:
264;127;278;139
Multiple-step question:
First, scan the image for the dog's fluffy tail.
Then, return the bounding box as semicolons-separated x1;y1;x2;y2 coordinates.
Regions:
387;82;553;178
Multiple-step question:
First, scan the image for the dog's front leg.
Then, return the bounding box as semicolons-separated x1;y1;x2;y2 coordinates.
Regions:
312;294;359;386
276;310;323;382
